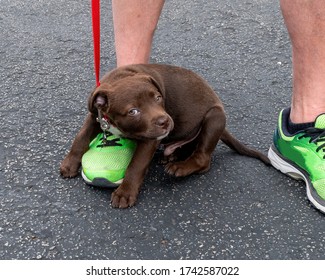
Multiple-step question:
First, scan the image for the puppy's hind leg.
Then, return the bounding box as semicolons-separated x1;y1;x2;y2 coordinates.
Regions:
165;106;226;177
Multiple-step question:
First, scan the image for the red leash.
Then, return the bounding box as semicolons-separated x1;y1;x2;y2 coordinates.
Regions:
91;0;101;87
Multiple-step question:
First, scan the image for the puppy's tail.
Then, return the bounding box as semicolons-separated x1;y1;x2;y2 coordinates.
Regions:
220;129;270;165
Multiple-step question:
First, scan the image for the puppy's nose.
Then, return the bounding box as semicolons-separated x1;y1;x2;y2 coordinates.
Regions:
155;116;169;128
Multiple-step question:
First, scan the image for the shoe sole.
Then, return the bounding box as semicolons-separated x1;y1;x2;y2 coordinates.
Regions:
81;170;122;188
268;145;325;213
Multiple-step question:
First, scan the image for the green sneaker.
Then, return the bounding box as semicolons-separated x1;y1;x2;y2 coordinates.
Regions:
268;108;325;213
81;132;136;188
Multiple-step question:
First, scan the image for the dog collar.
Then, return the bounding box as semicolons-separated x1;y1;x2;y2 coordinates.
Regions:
96;109;111;131
97;109;124;138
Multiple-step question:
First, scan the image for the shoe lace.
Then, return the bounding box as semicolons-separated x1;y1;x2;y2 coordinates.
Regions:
298;128;325;157
96;132;123;148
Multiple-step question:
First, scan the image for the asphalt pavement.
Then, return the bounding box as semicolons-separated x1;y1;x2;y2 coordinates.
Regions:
1;0;325;260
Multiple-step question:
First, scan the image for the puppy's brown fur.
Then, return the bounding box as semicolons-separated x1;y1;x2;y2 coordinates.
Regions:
60;64;270;208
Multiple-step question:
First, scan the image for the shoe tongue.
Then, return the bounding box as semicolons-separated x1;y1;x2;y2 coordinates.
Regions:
314;114;325;129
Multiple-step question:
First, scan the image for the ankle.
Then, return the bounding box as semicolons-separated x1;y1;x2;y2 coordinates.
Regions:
283;108;314;134
287;117;314;135
290;105;325;123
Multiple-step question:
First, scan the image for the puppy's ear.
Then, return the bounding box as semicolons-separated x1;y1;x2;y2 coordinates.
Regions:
148;75;165;96
88;85;110;114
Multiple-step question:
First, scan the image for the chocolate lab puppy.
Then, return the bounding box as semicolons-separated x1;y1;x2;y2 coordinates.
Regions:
60;64;270;208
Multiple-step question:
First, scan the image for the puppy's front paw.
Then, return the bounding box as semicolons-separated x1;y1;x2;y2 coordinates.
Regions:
60;156;80;178
111;187;138;208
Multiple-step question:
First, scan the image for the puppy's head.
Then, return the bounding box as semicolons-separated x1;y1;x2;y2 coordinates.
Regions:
89;74;174;140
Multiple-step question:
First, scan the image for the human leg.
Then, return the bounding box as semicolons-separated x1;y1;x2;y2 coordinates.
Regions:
281;0;325;123
81;1;164;188
268;0;325;213
112;0;165;67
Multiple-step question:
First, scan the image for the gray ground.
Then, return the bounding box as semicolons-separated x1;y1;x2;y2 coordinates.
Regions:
1;0;324;260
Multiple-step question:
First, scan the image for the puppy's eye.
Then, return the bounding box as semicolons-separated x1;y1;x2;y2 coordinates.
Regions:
156;95;162;102
128;108;140;116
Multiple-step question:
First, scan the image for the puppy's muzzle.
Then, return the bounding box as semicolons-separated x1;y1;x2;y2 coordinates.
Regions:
155;115;170;129
154;115;174;140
